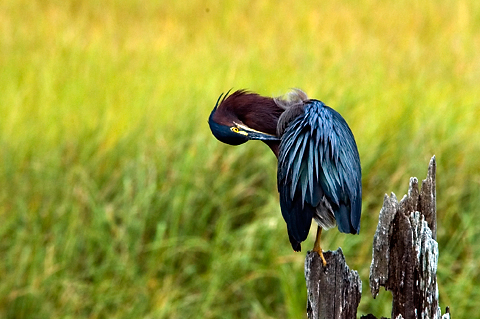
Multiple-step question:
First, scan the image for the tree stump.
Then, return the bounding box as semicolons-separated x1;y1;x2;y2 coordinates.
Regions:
368;156;450;319
305;248;362;319
305;156;451;319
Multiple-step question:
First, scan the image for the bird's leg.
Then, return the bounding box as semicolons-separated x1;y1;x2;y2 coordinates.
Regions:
312;226;327;266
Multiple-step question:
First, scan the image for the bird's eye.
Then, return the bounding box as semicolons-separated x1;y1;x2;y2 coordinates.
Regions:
231;127;239;133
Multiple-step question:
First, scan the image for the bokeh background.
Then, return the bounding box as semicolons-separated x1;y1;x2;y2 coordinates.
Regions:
1;0;479;318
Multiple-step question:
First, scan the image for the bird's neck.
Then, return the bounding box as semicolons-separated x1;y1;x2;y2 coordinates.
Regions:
231;95;283;158
232;95;284;136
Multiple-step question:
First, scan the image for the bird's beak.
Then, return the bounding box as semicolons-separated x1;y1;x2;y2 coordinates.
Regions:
235;123;280;141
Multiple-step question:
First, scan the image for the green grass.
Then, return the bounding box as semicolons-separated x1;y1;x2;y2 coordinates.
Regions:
1;0;480;318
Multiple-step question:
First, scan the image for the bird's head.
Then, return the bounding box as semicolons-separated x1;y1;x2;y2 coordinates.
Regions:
208;90;282;146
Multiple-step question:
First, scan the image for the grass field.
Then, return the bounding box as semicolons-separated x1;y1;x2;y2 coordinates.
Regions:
1;0;480;318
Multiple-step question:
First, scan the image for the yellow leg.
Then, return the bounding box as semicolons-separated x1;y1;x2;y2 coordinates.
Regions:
312;226;327;266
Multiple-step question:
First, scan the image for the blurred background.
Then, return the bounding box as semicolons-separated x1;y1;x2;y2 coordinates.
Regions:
1;0;479;318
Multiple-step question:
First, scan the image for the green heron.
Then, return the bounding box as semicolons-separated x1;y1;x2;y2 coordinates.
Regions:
208;89;361;265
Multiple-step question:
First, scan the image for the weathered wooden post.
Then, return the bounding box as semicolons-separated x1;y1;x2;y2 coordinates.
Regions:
305;156;451;319
305;249;362;319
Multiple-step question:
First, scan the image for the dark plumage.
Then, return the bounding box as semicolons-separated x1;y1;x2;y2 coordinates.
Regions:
277;99;361;251
208;89;362;262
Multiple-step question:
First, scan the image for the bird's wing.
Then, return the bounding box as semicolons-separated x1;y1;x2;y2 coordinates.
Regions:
278;100;362;250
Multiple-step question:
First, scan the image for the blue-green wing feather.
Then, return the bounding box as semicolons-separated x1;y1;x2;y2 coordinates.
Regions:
278;100;362;251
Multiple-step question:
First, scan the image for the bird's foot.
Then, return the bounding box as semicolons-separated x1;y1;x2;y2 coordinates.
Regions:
312;226;327;266
312;247;327;267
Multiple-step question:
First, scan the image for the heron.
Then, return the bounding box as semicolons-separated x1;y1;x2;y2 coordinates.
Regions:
208;89;361;265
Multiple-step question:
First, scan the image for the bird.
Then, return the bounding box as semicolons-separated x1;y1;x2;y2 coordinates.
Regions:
208;89;361;265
